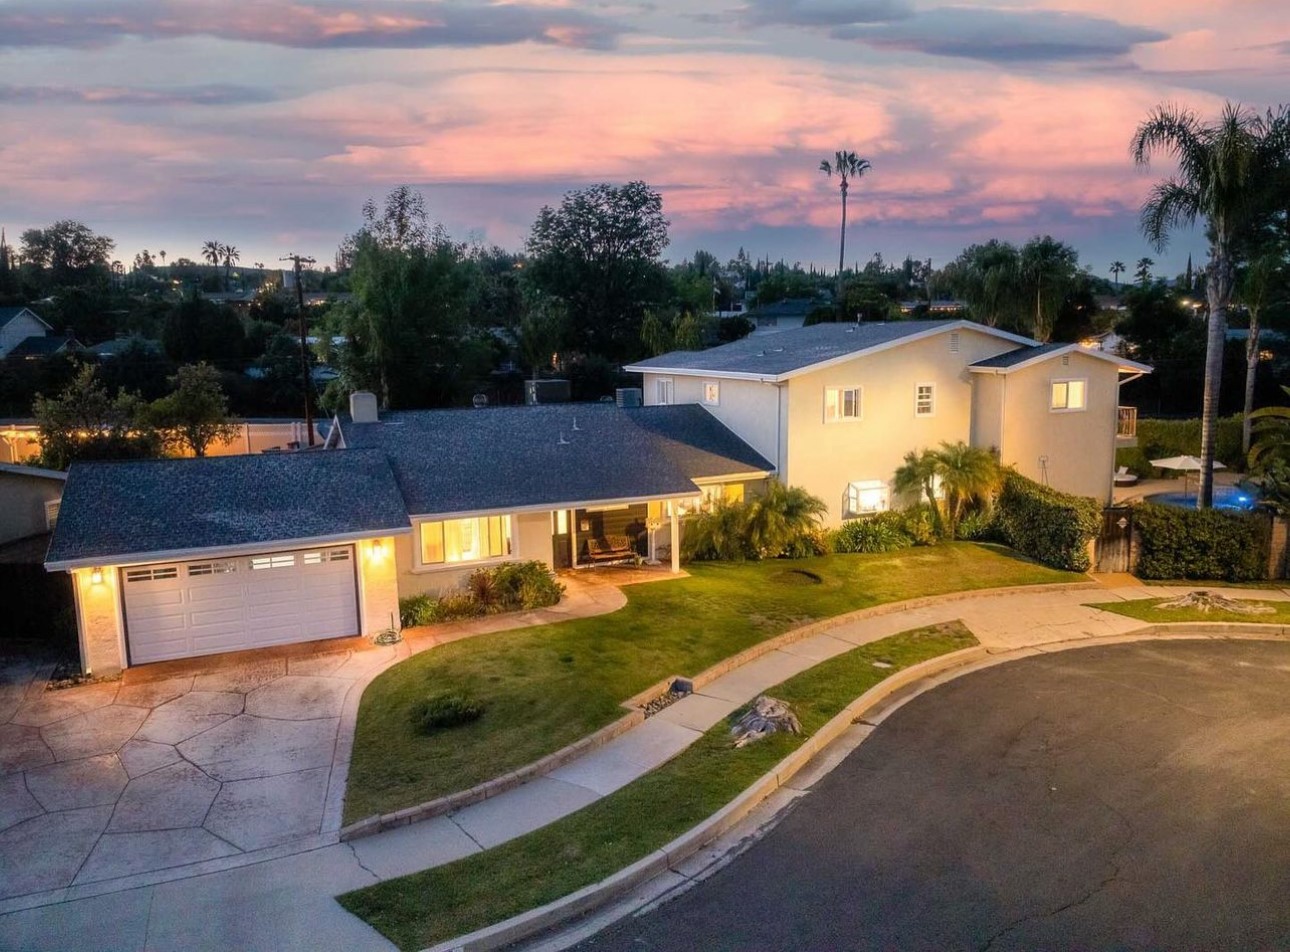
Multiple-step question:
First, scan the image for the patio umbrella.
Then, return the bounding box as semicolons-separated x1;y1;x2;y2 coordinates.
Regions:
1150;455;1226;497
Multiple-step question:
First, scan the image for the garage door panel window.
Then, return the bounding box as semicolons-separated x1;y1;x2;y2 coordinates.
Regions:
187;561;237;577
419;515;512;567
251;554;296;571
126;566;178;583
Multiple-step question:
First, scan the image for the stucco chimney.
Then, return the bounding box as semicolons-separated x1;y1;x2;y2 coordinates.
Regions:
350;391;379;424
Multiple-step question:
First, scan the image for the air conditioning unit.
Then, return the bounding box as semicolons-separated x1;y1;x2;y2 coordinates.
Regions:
616;387;643;408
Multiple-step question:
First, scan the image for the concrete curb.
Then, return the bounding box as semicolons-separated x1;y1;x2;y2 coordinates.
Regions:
419;643;990;952
341;580;1096;840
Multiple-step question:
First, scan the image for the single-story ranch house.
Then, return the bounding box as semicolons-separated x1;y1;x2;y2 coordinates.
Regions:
45;319;1148;673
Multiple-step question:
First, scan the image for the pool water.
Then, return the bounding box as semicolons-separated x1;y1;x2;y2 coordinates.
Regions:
1145;487;1260;511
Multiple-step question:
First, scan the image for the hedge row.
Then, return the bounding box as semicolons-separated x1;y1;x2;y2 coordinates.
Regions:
1117;414;1246;477
994;473;1101;572
1134;503;1270;582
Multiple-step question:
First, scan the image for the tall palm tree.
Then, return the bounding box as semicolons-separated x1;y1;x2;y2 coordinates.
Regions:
1109;260;1125;289
201;240;221;268
158;250;166;271
819;151;872;308
1134;257;1154;285
1239;254;1283;454
1132;101;1290;507
221;243;240;291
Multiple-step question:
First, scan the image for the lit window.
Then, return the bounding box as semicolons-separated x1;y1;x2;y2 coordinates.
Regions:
1051;379;1087;411
702;381;720;406
845;480;889;517
824;386;862;423
420;516;512;566
655;377;674;406
700;483;744;509
915;383;935;417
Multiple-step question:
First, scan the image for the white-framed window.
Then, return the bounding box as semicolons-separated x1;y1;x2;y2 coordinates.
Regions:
702;380;720;406
845;480;889;517
699;482;745;509
824;386;862;423
655;377;674;406
1050;378;1087;411
915;383;935;417
419;515;512;567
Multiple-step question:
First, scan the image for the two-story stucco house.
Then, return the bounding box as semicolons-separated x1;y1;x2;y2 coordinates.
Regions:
626;319;1149;525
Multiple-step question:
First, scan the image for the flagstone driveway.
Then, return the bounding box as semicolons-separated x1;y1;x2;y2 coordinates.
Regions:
0;646;392;900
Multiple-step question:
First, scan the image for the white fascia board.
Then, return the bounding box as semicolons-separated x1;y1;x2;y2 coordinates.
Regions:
0;463;66;481
409;490;707;522
44;525;413;572
628;321;1038;383
690;470;775;485
967;345;1154;376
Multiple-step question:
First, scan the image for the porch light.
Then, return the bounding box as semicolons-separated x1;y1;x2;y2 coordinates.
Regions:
90;567;104;585
368;540;385;563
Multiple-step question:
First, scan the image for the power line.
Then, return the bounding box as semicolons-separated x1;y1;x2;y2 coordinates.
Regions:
279;254;317;446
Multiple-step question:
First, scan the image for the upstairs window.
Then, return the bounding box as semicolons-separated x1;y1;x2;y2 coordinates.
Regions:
824;386;862;423
915;383;935;417
702;381;720;406
1051;379;1087;411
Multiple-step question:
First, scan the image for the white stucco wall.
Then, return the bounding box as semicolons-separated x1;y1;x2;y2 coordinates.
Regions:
640;373;783;471
0;471;63;545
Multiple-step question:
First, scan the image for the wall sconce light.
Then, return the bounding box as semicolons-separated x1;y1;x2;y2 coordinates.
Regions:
368;540;385;563
90;567;104;585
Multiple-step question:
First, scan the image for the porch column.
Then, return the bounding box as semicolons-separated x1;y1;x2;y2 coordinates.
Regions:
670;501;680;573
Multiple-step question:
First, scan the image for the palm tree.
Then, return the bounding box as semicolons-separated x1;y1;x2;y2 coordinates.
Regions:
1239;254;1284;454
201;240;221;268
931;442;1002;536
1134;257;1154;286
742;479;828;558
1132;101;1290;507
1109;260;1125;289
893;448;944;534
221;243;240;291
819;151;872;307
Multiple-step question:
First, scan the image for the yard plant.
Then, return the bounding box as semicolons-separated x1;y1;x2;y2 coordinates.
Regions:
344;544;1081;822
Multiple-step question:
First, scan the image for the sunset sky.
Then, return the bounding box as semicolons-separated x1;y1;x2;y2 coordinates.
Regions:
2;0;1287;278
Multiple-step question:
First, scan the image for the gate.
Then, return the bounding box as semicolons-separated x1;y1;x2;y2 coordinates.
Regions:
1095;507;1134;573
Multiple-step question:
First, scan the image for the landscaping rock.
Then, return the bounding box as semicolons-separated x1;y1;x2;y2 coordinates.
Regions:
1156;590;1276;615
730;695;801;747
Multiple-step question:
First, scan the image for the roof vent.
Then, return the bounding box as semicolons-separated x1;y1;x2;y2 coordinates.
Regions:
350;390;378;424
1061;354;1070;366
949;332;961;354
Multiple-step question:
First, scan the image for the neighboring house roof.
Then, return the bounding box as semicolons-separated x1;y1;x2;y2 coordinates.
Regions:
337;403;774;517
746;298;822;319
90;337;162;359
626;320;1035;381
969;343;1152;374
0;463;66;481
0;307;51;331
46;449;411;569
6;335;79;358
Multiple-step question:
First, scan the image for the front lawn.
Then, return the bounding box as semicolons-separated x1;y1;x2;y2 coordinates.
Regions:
339;622;978;950
1090;597;1290;625
344;543;1080;822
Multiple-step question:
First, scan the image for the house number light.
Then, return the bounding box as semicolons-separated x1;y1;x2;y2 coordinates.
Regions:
1117;518;1129;529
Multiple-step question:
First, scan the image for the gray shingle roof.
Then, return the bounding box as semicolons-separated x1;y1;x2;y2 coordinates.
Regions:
46;450;410;568
6;336;77;358
969;342;1071;370
0;307;49;330
340;403;773;516
626;320;989;378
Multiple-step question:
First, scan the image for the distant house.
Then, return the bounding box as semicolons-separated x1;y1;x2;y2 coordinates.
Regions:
0;306;54;358
90;336;162;360
6;335;81;360
898;300;967;316
744;298;822;336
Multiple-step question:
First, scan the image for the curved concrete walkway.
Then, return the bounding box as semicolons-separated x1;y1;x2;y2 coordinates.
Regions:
1;577;1288;951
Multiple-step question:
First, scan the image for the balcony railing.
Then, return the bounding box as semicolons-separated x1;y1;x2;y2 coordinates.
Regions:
1117;406;1138;439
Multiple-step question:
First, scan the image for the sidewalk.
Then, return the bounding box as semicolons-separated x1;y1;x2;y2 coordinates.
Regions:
3;579;1289;951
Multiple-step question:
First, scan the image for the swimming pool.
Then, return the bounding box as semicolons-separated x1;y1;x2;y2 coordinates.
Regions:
1145;486;1261;511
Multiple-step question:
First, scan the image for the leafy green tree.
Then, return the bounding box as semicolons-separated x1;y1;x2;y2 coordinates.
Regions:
1117;283;1192;363
162;293;246;366
641;309;704;356
19;221;114;289
33;364;156;469
1237;254;1286;453
1019;236;1080;342
525;181;670;362
1132;101;1290;506
941;241;1021;328
145;363;241;457
511;294;567;380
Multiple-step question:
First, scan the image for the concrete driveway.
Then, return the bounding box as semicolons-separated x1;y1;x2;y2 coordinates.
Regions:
0;644;393;901
577;639;1290;952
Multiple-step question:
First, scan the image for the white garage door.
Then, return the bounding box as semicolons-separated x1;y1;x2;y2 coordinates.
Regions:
122;546;359;664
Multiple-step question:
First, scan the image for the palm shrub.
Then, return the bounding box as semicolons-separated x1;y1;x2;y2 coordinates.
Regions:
681;499;750;561
934;441;1003;536
743;479;829;559
894;449;944;535
900;504;941;545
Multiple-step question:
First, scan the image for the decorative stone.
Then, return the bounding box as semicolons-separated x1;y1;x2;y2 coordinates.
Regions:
1156;591;1276;614
730;695;802;748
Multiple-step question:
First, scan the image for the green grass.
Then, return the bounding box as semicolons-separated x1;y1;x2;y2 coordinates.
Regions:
1089;598;1290;625
339;621;977;951
344;543;1080;822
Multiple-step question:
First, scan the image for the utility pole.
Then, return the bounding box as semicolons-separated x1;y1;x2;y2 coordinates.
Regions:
280;254;317;447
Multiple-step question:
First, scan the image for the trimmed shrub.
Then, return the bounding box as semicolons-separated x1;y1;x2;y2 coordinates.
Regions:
1135;415;1246;472
487;560;565;610
682;500;751;562
832;513;913;553
409;693;485;733
398;594;436;628
900;504;941;546
397;561;563;628
955;509;999;542
995;473;1101;572
1134;503;1270;581
681;481;829;562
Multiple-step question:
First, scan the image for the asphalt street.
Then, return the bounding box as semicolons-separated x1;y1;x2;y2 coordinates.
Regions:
576;640;1290;952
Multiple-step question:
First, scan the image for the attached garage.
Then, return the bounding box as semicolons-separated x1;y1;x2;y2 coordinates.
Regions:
122;546;360;664
45;450;411;673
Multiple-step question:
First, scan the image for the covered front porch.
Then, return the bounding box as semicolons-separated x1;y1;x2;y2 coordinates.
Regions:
550;498;691;572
